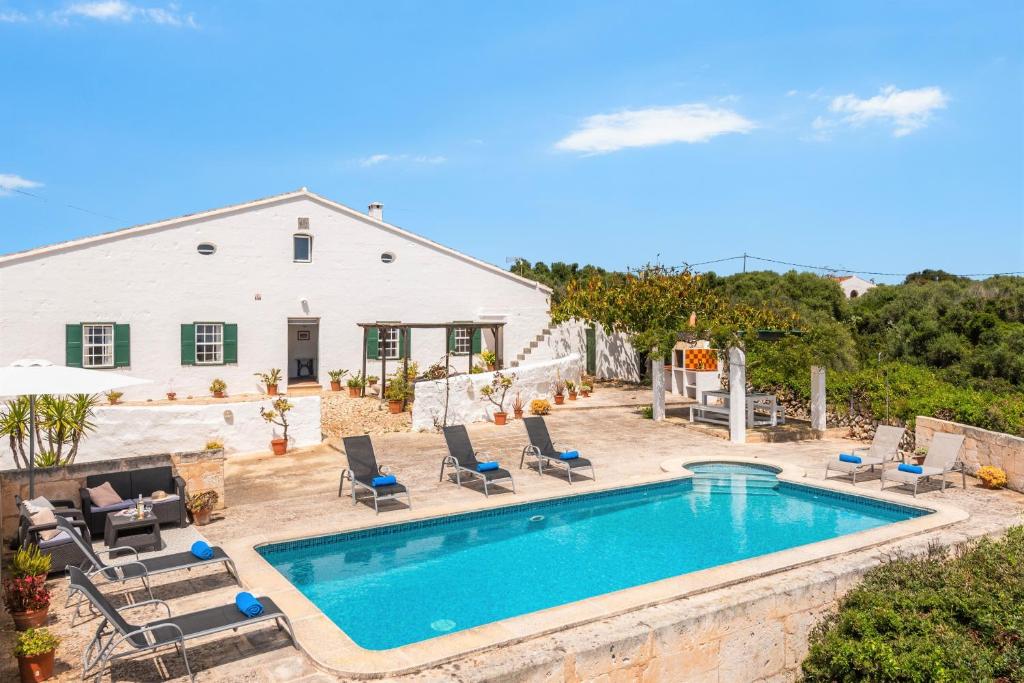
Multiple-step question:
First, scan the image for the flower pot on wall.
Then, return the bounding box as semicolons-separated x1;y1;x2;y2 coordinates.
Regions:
271;438;287;456
554;395;565;405
330;381;342;392
568;392;577;401
267;384;278;396
166;392;176;401
388;399;403;414
493;412;508;425
213;391;225;399
581;390;590;398
18;650;54;682
11;608;48;632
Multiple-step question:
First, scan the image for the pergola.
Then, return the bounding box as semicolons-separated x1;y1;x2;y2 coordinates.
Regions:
356;321;506;407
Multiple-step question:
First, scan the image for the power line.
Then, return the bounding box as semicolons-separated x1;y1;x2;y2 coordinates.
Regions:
683;253;1023;279
11;188;120;222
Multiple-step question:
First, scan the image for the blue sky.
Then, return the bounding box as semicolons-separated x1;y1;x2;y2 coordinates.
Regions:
1;1;1021;282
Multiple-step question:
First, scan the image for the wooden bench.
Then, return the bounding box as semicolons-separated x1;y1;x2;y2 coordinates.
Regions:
689;404;731;425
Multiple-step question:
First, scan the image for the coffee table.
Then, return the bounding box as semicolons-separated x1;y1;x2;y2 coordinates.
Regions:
104;511;161;552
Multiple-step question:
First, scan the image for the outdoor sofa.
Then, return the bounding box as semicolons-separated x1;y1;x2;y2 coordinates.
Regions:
80;466;188;536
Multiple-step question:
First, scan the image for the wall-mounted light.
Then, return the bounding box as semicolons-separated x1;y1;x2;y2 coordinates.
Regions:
254;293;262;301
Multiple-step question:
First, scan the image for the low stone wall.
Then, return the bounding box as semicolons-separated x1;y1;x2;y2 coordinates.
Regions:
411;355;584;431
0;395;323;469
917;416;1024;492
0;449;225;545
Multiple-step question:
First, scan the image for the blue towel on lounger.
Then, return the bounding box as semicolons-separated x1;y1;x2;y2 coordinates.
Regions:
559;450;579;460
371;475;396;487
477;462;499;472
235;592;263;617
190;541;214;560
838;453;862;464
898;463;923;474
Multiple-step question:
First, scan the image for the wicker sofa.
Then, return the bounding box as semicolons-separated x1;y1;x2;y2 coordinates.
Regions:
79;466;188;536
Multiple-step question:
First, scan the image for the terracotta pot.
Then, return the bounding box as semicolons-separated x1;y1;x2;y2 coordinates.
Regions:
11;608;48;631
330;381;342;391
912;455;926;466
581;391;590;398
18;650;55;682
487;363;496;372
348;387;361;398
192;508;212;526
166;392;176;400
568;392;577;401
271;438;288;455
493;412;508;425
213;391;225;399
554;395;565;405
388;399;403;414
267;384;278;396
513;409;524;420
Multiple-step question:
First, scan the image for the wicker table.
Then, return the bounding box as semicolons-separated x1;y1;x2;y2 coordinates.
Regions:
104;511;161;552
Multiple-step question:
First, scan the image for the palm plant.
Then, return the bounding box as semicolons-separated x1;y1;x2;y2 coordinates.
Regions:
0;394;98;469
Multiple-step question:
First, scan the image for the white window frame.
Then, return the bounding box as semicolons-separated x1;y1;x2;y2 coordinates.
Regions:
195;323;224;365
454;327;471;355
82;323;114;369
382;328;400;359
293;234;312;263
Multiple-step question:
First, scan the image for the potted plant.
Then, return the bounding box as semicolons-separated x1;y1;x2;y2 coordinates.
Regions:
205;439;224;451
186;490;219;526
384;373;410;414
346;372;366;398
912;446;928;466
210;378;227;398
529;399;552;415
480;349;497;371
553;379;566;405
580;383;592;398
565;380;577;401
104;390;123;405
480;371;515;425
327;369;348;392
166;391;177;401
3;546;51;631
15;627;59;682
254;368;282;396
260;397;294;455
512;392;525;420
367;375;379;387
977;465;1007;490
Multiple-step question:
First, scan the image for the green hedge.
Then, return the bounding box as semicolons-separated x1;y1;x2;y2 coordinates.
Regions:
802;527;1024;682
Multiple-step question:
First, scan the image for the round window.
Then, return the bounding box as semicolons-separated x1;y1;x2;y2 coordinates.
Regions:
380;252;396;264
197;242;217;255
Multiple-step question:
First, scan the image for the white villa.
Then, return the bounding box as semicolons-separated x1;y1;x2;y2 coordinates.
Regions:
0;188;561;400
829;274;877;298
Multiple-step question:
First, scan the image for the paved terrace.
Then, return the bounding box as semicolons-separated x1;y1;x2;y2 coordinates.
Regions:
3;385;1022;681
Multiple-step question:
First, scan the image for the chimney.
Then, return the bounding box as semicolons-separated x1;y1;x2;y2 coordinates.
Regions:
368;202;383;221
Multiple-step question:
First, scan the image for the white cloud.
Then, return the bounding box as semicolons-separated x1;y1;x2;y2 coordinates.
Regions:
0;9;28;22
359;153;447;167
554;104;756;154
57;1;197;27
0;173;42;196
825;85;948;137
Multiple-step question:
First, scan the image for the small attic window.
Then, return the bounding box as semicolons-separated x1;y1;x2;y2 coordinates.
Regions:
380;251;396;264
197;243;216;255
294;234;312;262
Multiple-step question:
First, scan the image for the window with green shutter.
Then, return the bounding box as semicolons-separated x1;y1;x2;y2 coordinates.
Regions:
114;324;131;367
471;328;482;354
366;327;380;359
180;324;196;365
449;326;477;355
67;322;130;368
65;324;83;368
183;322;237;365
223;324;238;364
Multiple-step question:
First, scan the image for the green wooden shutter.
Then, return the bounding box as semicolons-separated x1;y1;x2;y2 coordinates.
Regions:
366;327;380;359
114;324;131;367
65;324;83;368
401;329;411;358
471;328;482;354
447;328;456;353
223;323;238;364
180;324;195;365
586;325;597;375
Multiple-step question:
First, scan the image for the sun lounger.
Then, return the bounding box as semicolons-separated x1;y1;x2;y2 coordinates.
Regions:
881;432;966;496
338;435;412;513
825;425;905;484
441;425;516;496
68;566;294;682
519;416;595;484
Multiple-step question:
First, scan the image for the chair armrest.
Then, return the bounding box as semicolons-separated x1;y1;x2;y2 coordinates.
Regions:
173;475;187;496
79;488;93;509
117;598;172;618
96;546;139;560
54;508;85;521
49;498;78;509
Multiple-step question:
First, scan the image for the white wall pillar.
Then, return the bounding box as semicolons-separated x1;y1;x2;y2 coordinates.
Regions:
811;365;827;432
728;346;746;444
651;350;666;421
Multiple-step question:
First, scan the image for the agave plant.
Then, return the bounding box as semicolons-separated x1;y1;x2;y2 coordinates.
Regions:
0;394;98;469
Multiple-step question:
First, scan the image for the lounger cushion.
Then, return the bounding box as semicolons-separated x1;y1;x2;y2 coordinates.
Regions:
87;482;124;507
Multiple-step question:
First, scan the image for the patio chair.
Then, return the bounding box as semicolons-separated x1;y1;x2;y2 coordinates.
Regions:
881;432;967;496
338;435;412;513
440;425;516;496
519;416;595;484
824;425;905;485
67;566;295;683
15;496;92;574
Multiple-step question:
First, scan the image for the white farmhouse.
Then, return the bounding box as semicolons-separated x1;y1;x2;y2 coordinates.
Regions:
828;274;876;299
0;188;555;400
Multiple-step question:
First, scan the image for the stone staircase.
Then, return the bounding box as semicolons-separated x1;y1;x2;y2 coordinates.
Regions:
508;327;552;368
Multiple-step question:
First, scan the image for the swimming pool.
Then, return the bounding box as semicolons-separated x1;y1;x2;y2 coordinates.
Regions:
259;462;928;650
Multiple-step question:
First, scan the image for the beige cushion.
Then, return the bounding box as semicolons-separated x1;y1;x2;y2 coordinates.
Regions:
29;508;60;541
87;481;124;507
22;496;54;514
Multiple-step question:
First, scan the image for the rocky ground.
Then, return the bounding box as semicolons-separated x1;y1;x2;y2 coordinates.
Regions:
320;389;412;437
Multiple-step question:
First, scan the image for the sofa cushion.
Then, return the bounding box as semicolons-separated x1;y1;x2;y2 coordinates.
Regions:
29;508;60;541
23;496;54;514
89;499;134;514
86;471;132;499
87;481;124;507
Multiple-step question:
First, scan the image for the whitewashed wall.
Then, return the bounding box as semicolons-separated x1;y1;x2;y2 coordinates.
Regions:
0;396;322;469
0;193;551;400
412;355;583;431
548;321;640;382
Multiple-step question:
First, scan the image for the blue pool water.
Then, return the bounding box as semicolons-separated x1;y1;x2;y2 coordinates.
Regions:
259;463;926;650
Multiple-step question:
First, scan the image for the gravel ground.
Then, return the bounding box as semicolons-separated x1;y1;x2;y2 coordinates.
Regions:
320;389;412;437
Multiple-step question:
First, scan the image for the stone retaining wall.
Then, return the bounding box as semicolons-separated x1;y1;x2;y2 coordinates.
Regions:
917;416;1024;492
0;449;225;545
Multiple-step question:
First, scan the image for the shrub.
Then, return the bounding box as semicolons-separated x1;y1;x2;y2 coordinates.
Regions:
639;404;654;419
10;544;51;577
210;378;227;394
205;439;224;450
3;574;50;612
105;390;123;404
327;369;349;382
529;399;551;415
14;628;59;657
253;368;282;387
186;490;219;513
801;527;1024;681
346;372;366;388
977;465;1008;489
